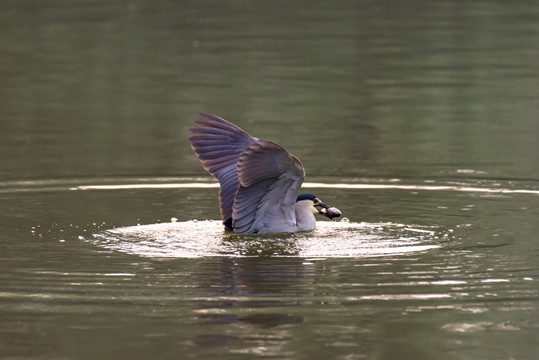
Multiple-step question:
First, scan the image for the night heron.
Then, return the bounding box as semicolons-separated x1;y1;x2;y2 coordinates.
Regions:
189;113;342;234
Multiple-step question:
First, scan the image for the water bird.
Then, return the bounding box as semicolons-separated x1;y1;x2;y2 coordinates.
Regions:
189;113;341;234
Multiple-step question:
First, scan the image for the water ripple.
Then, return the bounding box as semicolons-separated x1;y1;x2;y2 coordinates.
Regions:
75;182;539;195
0;177;537;195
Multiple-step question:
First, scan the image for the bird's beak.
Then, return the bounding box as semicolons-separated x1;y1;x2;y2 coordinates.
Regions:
314;202;342;219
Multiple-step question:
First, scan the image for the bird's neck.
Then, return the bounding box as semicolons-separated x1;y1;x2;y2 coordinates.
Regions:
295;200;317;231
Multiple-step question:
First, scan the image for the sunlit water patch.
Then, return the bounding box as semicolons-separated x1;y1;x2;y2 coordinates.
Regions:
92;220;442;258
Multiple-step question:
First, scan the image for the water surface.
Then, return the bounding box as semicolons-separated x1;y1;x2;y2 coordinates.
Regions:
1;1;538;359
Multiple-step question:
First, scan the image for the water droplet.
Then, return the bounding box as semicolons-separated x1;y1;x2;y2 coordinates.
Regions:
341;217;350;223
170;217;178;223
78;235;85;240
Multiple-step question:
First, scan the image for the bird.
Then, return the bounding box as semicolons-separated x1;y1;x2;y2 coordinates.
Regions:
189;113;341;234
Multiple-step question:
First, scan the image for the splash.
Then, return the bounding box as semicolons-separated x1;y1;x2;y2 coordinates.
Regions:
92;220;442;258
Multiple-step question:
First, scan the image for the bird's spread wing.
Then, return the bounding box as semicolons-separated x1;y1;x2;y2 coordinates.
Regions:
189;113;258;222
232;140;305;234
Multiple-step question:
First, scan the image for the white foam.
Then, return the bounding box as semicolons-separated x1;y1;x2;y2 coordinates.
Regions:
91;220;442;259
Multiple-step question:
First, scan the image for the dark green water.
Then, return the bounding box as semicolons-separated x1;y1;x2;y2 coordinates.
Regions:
1;1;538;359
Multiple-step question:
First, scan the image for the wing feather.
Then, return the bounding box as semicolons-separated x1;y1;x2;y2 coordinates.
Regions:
232;140;305;234
189;113;258;222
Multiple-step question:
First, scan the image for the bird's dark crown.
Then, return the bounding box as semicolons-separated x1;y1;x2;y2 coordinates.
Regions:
296;194;317;202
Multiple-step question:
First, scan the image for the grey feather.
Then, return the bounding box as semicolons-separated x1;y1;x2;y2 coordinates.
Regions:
189;113;257;222
232;140;305;234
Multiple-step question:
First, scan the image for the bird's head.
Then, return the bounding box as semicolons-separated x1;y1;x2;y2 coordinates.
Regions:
296;194;342;219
